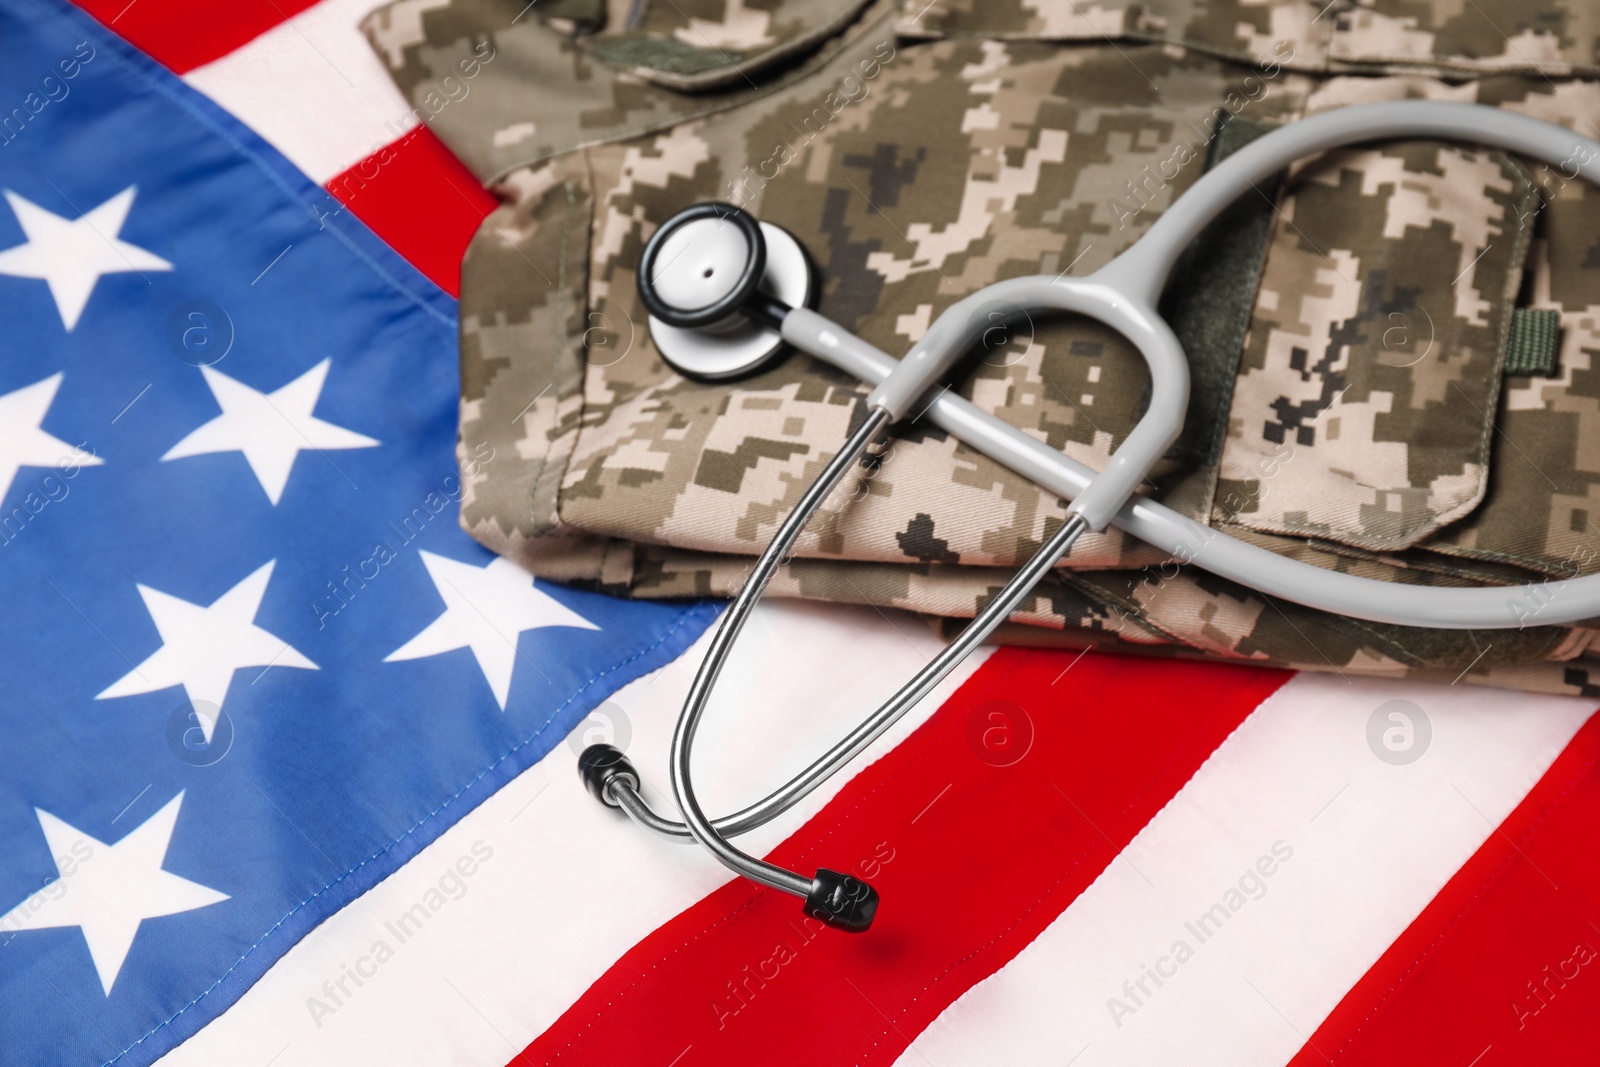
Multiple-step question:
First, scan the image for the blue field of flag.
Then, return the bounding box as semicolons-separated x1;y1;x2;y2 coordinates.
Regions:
0;3;716;1063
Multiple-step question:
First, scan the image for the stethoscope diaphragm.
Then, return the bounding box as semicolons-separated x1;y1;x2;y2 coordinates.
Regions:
638;203;814;382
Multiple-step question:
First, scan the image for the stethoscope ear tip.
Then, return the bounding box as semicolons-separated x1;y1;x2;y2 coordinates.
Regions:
805;868;879;933
578;742;639;809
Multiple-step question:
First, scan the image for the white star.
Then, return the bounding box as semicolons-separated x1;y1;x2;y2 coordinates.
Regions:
0;373;102;502
0;187;173;330
97;561;317;740
0;793;228;995
162;359;379;505
386;552;599;709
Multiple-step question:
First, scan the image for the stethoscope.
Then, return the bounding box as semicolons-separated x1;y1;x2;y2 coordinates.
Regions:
577;101;1600;933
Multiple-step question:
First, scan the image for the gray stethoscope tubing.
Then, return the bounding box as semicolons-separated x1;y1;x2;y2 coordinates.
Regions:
579;101;1600;933
600;505;1089;841
816;100;1600;629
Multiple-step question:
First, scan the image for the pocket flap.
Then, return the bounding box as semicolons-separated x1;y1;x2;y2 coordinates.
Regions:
895;0;1600;79
592;0;877;91
1214;137;1538;550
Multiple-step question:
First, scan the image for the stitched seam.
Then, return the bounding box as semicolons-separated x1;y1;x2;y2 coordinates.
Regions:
1450;151;1536;527
484;25;1537;191
100;605;712;1066
1199;121;1283;477
1325;53;1598;74
1220;522;1539;585
611;0;868;87
540;653;1034;1060
548;656;1270;1061
884;16;1596;77
1321;733;1600;1063
1058;571;1257;658
543;894;764;1062
1061;565;1523;677
885;26;1337;77
1319;0;1335;74
527;154;579;536
485;6;900;184
1237;150;1536;551
846;674;1282;1065
1421;537;1600;577
129;37;455;331
562;149;597;538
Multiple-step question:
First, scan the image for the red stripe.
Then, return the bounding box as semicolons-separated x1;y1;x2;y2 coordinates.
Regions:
76;0;321;73
1289;710;1600;1066
519;649;1289;1066
85;0;492;293
325;128;497;296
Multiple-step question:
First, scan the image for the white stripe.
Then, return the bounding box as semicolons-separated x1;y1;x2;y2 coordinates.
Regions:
156;601;987;1067
182;0;419;184
897;674;1593;1067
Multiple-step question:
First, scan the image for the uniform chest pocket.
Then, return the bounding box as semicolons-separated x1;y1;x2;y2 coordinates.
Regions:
1212;138;1538;551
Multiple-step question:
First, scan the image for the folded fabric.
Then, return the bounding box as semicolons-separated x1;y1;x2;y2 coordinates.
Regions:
359;0;1600;695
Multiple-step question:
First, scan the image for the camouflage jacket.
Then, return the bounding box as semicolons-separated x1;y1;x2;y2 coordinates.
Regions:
360;0;1600;696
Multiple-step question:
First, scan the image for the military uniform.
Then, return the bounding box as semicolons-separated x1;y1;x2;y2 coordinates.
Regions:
359;0;1600;695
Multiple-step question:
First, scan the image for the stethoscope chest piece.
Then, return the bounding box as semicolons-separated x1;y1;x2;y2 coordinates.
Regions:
638;203;813;382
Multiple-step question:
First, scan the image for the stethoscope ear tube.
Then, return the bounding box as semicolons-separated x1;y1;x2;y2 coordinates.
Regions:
661;408;897;932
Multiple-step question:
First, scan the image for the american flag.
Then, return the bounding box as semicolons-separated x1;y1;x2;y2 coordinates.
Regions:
2;1;1598;1065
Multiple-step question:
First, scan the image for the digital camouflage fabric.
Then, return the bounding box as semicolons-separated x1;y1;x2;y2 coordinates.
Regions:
360;0;1600;696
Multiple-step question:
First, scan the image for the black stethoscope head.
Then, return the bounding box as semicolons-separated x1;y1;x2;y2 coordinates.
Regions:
636;202;814;381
